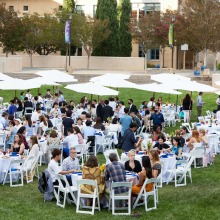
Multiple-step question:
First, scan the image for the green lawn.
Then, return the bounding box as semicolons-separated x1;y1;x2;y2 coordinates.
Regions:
0;87;219;219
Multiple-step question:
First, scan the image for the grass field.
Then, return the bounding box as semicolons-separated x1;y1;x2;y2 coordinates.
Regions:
0;87;220;220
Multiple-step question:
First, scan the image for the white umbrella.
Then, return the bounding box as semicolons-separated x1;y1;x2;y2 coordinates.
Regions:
90;73;130;82
28;77;61;86
135;83;182;95
65;83;119;96
215;91;220;95
151;73;191;84
90;78;136;88
214;81;220;86
35;70;78;83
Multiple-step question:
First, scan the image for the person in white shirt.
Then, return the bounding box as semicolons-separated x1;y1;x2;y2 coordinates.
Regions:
31;108;42;122
147;97;156;109
14;118;22;131
48;149;76;185
62;128;79;149
117;101;125;119
50;103;61;118
0;112;8;128
28;135;39;158
25;89;32;102
109;97;116;111
38;93;44;104
38;115;48;135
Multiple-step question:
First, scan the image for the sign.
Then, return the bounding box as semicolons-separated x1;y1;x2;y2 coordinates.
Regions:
65;20;71;44
168;24;173;46
181;44;189;51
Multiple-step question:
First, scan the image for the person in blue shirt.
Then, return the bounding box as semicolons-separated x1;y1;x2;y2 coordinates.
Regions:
170;137;182;160
8;100;17;116
120;107;132;136
82;120;96;139
150;106;164;130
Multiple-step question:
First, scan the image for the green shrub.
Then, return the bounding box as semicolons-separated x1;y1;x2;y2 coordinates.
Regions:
217;63;220;70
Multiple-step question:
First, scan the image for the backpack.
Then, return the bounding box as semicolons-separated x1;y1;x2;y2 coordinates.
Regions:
38;171;48;193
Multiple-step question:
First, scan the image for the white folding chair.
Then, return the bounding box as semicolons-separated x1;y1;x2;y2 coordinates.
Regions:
109;182;132;215
192;143;204;168
76;179;100;215
23;156;37;184
23;149;30;156
3;159;25;187
198;116;205;123
0;133;6;150
156;161;164;188
207;134;219;154
24;107;34;116
74;144;86;165
55;174;77;208
181;123;192;133
104;149;120;164
16;111;23;118
174;156;194;187
133;178;158;212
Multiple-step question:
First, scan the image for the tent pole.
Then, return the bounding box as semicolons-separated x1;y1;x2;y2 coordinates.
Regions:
169;93;170;102
38;88;40;94
53;86;54;96
176;90;179;112
91;94;93;101
15;90;16;97
98;95;100;102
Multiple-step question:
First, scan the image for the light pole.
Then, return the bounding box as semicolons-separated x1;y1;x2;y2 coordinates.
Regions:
68;13;73;68
171;15;175;70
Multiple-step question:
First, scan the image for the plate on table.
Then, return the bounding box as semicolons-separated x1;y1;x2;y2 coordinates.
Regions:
10;154;19;157
73;172;82;175
137;151;145;155
2;155;10;159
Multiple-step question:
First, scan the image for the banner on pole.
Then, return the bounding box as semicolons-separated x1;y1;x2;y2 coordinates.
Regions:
168;24;173;46
65;20;71;44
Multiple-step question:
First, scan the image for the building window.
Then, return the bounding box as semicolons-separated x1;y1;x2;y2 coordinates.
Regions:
9;6;14;11
75;5;85;15
139;3;160;17
23;5;29;12
93;5;97;17
148;49;160;60
58;6;63;11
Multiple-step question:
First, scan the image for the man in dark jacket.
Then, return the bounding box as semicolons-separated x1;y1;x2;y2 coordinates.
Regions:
128;99;138;114
102;100;114;122
23;97;33;115
96;99;105;121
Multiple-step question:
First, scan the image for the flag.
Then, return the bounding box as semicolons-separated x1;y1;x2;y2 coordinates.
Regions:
65;20;71;44
168;24;173;46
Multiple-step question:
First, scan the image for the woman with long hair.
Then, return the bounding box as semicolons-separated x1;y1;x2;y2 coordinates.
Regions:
187;130;201;151
29;135;39;158
73;126;84;144
181;94;193;123
24;115;34;137
149;150;161;178
81;156;104;205
132;156;153;196
93;117;105;131
39;115;48;135
170;136;182;159
5;120;17;149
17;126;29;149
10;134;25;155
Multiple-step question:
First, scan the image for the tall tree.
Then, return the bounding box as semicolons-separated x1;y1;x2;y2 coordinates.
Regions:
63;0;75;13
74;16;110;69
93;0;119;56
118;0;132;57
0;4;23;56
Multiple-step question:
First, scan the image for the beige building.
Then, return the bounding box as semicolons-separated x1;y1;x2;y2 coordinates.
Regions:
1;0;198;69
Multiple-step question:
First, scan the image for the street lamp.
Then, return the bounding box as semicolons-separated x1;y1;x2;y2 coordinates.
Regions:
68;13;73;68
171;15;175;70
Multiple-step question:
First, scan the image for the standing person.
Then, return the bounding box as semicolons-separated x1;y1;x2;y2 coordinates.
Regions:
128;99;138;114
102;100;114;123
20;92;25;102
216;95;220;111
96;99;104;121
150;106;165;131
181;94;193;123
61;110;74;137
8;100;17;116
45;89;53;99
120;107;132;136
196;92;205;117
25;89;32;102
23;97;33;115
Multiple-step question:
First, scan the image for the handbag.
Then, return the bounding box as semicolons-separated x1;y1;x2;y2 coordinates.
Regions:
116;131;131;149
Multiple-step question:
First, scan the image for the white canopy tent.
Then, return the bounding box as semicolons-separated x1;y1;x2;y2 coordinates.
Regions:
214;81;220;86
65;83;119;96
0;73;14;81
27;77;61;86
135;83;182;95
35;70;78;83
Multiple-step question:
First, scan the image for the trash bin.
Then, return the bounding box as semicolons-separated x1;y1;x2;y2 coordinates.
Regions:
194;70;200;76
201;66;206;71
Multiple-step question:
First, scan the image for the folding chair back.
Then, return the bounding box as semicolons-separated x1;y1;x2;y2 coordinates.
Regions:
76;179;100;215
0;133;6;150
109;181;132;215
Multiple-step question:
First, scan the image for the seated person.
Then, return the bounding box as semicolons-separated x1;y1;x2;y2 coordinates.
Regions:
174;130;185;148
151;125;163;141
31;107;42;122
48;149;76;186
153;135;170;153
81;156;104;205
10;134;25;155
62;147;80;171
82;120;96;139
45;115;53;128
28;135;39;158
132;156;153;197
47;130;61;146
170;137;182;159
124;150;142;173
62;128;79;149
105;153;127;195
50;103;61;118
180;126;191;141
149;150;161;177
93;117;105;131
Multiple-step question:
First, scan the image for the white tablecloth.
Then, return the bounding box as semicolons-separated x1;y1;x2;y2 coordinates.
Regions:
0;154;20;183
